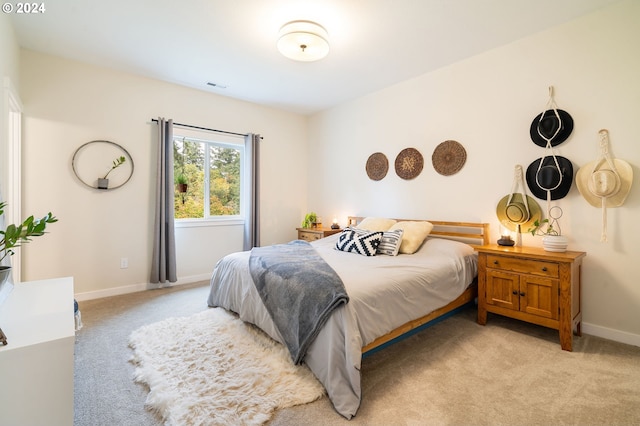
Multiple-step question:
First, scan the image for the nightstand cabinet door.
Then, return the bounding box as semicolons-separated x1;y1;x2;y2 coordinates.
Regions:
521;275;558;320
486;269;519;310
486;270;559;320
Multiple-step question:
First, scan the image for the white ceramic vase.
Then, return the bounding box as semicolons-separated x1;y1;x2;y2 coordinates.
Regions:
542;235;568;252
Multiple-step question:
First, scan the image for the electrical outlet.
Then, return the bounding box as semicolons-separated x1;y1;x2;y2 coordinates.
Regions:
120;258;128;269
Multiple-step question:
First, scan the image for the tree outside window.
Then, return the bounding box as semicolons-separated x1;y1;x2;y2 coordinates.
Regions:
173;136;242;220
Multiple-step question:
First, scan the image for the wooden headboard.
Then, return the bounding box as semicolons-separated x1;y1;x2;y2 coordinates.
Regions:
346;216;490;247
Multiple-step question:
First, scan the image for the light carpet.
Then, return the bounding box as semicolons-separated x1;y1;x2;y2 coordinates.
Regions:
128;307;325;426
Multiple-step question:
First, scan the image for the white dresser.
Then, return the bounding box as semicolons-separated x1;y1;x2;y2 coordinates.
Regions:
0;277;75;426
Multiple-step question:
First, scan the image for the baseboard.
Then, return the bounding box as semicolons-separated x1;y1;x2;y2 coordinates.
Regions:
74;273;211;302
582;322;640;348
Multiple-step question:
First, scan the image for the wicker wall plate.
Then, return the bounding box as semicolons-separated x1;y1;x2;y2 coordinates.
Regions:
432;140;467;176
366;152;389;181
395;148;424;180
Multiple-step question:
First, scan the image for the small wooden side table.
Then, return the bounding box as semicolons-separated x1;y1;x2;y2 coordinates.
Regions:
296;227;342;242
475;244;586;351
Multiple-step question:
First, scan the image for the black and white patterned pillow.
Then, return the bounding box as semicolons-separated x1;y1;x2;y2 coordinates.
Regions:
335;229;383;256
376;229;404;256
348;227;404;256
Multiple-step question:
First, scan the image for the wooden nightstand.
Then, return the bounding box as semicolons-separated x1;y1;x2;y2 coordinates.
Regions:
475;244;586;351
296;227;342;242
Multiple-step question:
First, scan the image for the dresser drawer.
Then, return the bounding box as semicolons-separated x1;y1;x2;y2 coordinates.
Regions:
298;230;322;242
486;254;559;278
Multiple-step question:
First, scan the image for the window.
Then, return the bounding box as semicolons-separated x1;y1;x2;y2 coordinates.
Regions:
173;135;243;221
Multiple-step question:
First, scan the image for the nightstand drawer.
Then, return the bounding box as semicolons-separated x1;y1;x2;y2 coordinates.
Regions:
486;255;559;278
298;230;322;242
296;227;341;241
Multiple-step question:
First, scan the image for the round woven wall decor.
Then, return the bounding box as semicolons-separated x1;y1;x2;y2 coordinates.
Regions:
366;152;389;181
395;148;424;180
432;140;467;176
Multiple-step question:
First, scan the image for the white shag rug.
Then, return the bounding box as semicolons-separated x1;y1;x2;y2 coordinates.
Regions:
129;308;325;426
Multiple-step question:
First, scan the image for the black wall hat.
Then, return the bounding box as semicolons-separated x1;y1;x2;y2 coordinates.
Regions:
530;109;574;147
526;156;574;200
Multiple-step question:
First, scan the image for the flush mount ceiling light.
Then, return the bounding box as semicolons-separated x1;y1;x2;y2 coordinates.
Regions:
277;20;329;62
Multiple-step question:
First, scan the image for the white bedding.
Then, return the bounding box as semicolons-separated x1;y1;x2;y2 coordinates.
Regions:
207;234;478;419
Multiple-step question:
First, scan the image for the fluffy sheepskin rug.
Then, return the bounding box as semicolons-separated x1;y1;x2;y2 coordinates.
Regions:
129;308;325;425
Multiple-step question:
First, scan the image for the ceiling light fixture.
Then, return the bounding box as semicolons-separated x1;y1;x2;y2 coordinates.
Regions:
277;20;329;62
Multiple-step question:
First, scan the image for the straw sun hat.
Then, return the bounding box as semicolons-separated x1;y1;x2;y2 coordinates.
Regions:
496;165;542;233
496;193;542;232
575;129;633;241
576;131;632;208
576;158;632;207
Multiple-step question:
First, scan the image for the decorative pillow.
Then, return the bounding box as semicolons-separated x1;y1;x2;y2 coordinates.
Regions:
348;227;404;256
376;229;404;256
388;221;434;254
356;217;397;232
335;229;383;256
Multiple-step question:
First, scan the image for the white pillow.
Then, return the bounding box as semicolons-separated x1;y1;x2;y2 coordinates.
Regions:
356;217;397;232
388;221;434;254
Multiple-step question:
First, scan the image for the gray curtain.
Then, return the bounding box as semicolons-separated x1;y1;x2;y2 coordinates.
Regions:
150;118;177;283
243;133;261;250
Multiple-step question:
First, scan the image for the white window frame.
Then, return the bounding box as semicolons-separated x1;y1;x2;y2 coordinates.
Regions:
173;134;245;228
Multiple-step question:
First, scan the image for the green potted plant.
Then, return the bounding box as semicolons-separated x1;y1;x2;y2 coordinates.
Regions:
527;218;559;236
301;212;318;229
527;207;567;252
98;156;126;189
0;201;58;286
175;174;188;193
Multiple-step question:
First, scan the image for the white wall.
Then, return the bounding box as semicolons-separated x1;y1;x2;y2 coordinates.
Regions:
308;1;640;343
19;51;309;298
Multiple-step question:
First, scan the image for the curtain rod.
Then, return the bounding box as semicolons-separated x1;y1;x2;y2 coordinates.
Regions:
151;118;260;139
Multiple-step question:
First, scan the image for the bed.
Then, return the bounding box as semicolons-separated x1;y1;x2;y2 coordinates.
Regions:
207;216;489;419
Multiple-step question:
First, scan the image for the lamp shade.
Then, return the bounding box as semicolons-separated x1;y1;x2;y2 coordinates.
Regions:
277;20;329;62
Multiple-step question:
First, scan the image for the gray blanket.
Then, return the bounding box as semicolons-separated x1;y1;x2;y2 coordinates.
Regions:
249;240;349;364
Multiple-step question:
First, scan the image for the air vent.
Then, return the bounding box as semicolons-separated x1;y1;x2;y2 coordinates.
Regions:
206;82;228;89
